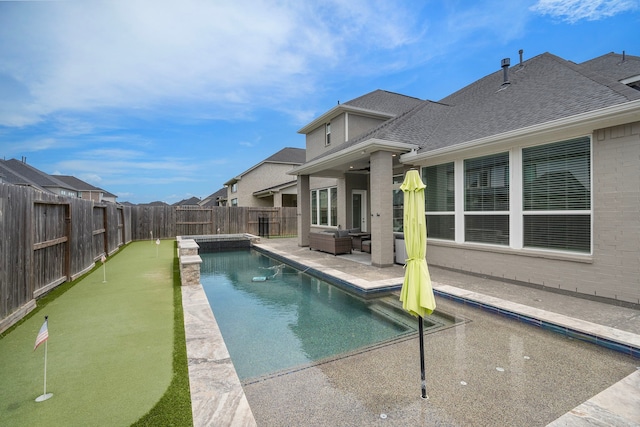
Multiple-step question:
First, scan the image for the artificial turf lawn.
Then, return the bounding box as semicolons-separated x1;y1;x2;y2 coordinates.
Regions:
0;240;183;426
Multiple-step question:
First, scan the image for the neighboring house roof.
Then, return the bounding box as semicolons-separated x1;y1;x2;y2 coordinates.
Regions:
0;159;77;193
142;201;170;206
253;180;298;197
224;147;305;185
200;188;227;206
53;175;103;193
100;188;117;199
298;90;423;134
0;161;49;192
173;196;201;206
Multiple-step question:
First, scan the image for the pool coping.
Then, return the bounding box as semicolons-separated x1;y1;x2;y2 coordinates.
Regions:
182;244;640;426
181;283;257;427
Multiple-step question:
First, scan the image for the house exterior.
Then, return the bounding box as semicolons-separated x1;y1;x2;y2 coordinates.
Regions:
200;188;227;206
290;51;640;305
172;196;202;207
224;147;305;207
0;159;119;203
0;159;79;197
53;175;118;204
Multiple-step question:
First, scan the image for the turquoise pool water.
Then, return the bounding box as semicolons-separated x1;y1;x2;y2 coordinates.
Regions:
200;249;450;380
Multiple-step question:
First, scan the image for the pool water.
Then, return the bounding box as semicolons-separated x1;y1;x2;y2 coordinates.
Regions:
200;249;451;380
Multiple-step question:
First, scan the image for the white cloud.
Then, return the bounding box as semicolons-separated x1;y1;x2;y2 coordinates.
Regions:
531;0;639;23
0;0;424;127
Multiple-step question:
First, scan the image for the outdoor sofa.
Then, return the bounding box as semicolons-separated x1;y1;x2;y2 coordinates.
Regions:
309;230;353;255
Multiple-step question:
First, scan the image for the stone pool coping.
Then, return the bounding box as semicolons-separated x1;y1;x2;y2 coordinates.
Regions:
181;244;640;426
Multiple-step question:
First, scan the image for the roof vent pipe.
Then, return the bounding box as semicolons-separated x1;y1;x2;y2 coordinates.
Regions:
519;49;524;67
501;58;511;85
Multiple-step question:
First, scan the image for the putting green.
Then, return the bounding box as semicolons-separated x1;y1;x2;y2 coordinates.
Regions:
0;240;175;426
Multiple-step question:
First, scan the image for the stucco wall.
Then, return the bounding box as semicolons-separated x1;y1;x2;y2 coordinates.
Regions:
347;114;387;140
305;113;386;161
427;122;640;305
306;125;327;161
233;163;298;207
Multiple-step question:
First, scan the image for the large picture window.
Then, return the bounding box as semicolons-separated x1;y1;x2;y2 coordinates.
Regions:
311;187;338;227
522;137;590;252
423;163;455;240
421;138;590;254
464;153;509;245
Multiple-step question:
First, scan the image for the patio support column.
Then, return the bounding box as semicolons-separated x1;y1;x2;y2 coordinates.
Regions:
273;192;283;208
370;151;394;267
337;175;347;229
297;174;310;247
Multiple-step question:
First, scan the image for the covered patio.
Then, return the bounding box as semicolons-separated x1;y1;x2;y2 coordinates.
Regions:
290;141;418;267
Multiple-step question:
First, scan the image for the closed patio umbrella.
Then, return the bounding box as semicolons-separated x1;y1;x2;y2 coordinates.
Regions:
399;169;436;399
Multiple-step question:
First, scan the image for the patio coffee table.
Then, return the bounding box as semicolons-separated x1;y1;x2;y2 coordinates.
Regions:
349;232;371;251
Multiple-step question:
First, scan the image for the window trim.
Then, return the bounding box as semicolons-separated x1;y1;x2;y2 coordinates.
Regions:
325;123;331;146
310;186;338;227
423;163;456;240
420;135;593;255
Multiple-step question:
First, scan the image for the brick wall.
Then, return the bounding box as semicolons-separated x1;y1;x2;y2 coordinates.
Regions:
428;122;640;305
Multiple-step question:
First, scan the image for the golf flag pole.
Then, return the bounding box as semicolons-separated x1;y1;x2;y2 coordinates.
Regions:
156;238;160;257
34;316;53;402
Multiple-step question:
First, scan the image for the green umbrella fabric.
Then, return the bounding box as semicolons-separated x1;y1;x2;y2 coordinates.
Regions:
399;169;436;318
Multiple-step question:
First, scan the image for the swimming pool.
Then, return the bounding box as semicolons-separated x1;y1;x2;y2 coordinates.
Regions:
200;249;453;380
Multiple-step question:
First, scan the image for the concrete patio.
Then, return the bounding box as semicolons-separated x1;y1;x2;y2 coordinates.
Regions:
183;237;640;426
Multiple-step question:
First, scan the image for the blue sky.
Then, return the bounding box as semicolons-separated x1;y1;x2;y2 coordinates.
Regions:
1;0;638;204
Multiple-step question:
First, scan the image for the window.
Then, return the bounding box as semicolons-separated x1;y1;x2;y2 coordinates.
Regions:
392;174;404;231
231;198;238;206
311;187;338;226
464;153;509;245
522;137;590;252
421;139;590;254
621;75;640;91
231;183;237;193
325;123;331;146
311;191;318;225
423;163;455;240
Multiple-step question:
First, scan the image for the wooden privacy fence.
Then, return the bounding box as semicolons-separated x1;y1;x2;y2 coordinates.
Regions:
1;182;297;332
1;184;132;332
131;206;298;240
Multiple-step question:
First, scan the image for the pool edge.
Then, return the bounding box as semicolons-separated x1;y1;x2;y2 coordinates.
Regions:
181;283;257;427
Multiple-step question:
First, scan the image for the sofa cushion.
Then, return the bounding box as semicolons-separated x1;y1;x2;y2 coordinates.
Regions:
337;229;350;238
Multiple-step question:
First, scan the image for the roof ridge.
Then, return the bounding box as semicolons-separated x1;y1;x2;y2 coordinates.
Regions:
554;53;640;101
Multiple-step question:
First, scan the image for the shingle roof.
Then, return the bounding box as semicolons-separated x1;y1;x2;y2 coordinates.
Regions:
203;188;227;199
344;89;424;116
0;161;32;185
53;175;102;192
1;159;76;191
263;147;306;164
254;180;298;195
579;52;640;83
345;52;640;154
172;196;201;206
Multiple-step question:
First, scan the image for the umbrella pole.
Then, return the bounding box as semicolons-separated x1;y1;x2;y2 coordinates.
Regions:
419;316;427;399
